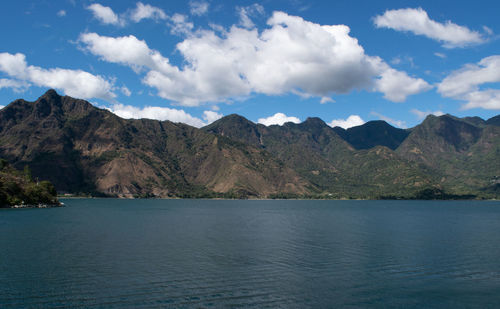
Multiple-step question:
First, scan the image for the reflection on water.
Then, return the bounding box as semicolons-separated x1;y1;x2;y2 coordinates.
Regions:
1;199;500;308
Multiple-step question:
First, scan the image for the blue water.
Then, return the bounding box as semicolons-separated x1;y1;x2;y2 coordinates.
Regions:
1;199;500;308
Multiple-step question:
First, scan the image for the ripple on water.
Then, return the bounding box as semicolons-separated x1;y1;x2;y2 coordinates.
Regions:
1;199;500;308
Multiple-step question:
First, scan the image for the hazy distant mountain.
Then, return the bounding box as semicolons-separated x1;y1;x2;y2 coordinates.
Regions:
1;90;499;199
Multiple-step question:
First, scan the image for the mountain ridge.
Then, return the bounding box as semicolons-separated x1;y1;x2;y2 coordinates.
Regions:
1;90;499;199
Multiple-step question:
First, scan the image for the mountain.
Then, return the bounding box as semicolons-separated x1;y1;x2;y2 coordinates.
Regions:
0;90;308;198
332;120;409;150
205;115;435;198
486;115;500;126
1;90;499;199
396;114;500;195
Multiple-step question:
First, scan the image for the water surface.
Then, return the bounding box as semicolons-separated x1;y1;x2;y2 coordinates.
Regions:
1;199;500;308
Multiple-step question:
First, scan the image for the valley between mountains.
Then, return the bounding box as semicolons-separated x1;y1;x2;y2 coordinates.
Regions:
1;90;499;199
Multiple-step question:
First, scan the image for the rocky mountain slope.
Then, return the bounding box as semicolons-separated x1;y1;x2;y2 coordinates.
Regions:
396;114;500;195
0;90;307;198
205;115;435;198
1;90;499;199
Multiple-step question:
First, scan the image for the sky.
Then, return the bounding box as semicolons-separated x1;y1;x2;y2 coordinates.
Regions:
0;0;499;129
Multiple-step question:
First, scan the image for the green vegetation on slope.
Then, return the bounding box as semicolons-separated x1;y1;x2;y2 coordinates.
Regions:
1;90;499;199
0;159;60;207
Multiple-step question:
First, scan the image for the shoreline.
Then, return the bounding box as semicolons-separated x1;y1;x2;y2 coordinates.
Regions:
7;202;64;209
58;196;498;201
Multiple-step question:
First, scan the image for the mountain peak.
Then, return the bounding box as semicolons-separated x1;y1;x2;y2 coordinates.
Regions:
223;114;254;124
42;89;60;98
203;113;262;147
303;117;325;124
204;114;256;130
300;117;327;129
486;115;500;126
404;112;483;153
337;120;409;150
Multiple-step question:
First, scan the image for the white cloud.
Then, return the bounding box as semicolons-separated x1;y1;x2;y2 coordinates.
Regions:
461;90;500;110
411;109;444;120
438;55;500;110
0;52;28;77
371;111;406;128
375;67;432;102
257;113;300;126
190;1;209;16
79;12;429;106
79;33;173;74
130;2;166;23
87;2;168;25
434;52;446;59
320;96;334;104
438;56;500;97
0;78;29;92
169;14;194;35
105;103;221;127
86;3;124;26
202;110;223;123
57;10;66;17
328;115;365;129
0;52;115;101
374;8;485;48
483;26;494;36
0;105;4;109
121;86;131;96
237;4;265;29
391;57;401;65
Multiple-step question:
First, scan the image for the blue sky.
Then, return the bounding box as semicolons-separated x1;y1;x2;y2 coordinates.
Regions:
0;0;499;128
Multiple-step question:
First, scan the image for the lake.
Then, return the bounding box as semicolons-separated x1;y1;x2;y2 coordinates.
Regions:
1;199;500;308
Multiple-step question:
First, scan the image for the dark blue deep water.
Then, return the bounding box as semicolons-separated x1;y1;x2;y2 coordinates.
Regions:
1;199;500;308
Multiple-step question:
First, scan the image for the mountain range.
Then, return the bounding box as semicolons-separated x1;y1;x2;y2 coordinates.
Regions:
0;90;498;199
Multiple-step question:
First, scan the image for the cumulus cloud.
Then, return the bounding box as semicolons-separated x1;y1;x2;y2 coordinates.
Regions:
460;90;500;110
375;67;432;102
0;52;115;100
411;109;444;120
57;10;66;17
374;8;485;48
257;112;300;126
130;2;167;23
105;103;221;127
0;105;4;109
190;1;209;16
371;111;406;128
0;78;29;92
328;115;365;129
438;55;500;110
86;3;125;26
79;12;429;106
79;33;173;73
202;110;223;123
